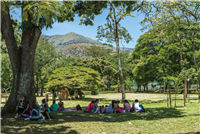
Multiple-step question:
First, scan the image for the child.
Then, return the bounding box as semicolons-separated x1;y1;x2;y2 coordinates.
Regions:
101;105;105;113
104;105;108;113
50;100;58;111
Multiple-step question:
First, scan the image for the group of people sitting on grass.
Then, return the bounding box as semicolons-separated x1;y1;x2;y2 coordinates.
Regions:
85;99;148;113
14;96;148;121
14;96;65;121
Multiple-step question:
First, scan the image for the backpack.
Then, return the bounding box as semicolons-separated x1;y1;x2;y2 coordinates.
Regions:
76;104;82;111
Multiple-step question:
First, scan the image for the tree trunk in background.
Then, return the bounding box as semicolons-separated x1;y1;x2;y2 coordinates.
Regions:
77;89;82;98
41;88;43;96
146;84;148;93
143;85;146;92
167;84;169;108
114;23;125;102
36;77;39;96
169;84;171;108
177;31;187;107
184;79;187;106
164;82;166;93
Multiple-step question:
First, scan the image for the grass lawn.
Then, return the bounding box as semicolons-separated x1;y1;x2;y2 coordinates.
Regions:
1;93;200;134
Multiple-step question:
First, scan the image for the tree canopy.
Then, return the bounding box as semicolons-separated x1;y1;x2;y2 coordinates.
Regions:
45;66;106;92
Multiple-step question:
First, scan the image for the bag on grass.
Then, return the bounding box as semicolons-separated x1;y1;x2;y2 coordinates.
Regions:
21;113;30;118
76;104;82;111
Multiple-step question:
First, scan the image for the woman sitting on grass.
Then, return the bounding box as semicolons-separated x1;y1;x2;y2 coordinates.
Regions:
25;104;52;121
58;99;64;111
106;100;116;113
15;96;30;118
123;100;132;112
86;101;95;113
50;100;58;111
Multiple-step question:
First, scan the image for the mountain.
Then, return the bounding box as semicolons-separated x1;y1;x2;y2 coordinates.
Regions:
41;32;102;48
41;32;134;55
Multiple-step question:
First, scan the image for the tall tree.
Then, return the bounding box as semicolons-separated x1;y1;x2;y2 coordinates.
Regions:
35;37;61;96
96;1;148;101
1;1;106;115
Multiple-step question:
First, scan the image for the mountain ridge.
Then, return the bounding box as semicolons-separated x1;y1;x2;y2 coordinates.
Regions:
41;32;133;54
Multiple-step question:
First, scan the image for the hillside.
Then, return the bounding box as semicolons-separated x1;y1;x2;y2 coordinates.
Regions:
41;32;103;48
41;32;133;56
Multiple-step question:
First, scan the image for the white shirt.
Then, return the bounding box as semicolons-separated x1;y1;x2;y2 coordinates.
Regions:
133;102;141;112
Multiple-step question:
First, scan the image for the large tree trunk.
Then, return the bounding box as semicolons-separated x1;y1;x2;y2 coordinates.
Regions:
115;23;125;102
1;2;41;115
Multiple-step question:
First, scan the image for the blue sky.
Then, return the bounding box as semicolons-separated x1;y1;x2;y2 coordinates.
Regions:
42;10;147;49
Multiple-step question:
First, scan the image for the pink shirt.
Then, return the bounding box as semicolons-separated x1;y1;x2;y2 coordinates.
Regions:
86;103;94;112
124;103;132;111
101;107;105;112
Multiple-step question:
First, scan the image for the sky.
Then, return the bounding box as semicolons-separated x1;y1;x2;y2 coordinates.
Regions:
42;10;148;49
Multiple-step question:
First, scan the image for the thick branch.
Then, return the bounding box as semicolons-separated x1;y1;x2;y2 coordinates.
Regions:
1;2;18;71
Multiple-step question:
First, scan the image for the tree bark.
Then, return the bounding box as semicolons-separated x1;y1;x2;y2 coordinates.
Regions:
41;88;43;96
1;2;41;115
114;22;125;102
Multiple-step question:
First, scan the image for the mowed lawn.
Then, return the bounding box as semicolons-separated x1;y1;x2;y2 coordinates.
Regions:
1;93;200;134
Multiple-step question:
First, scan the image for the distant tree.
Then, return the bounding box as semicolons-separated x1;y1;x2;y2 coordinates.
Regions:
45;66;106;98
1;54;12;92
73;57;118;89
34;37;61;96
85;45;113;58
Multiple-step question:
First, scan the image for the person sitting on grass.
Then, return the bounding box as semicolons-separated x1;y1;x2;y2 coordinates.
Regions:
25;104;52;121
101;105;105;113
58;99;64;111
133;99;148;113
38;99;51;114
50;100;58;111
115;101;124;113
94;99;99;113
106;100;116;113
15;96;30;118
86;101;95;113
123;100;132;112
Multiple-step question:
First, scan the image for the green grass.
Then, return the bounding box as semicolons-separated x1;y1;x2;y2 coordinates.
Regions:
1;93;200;134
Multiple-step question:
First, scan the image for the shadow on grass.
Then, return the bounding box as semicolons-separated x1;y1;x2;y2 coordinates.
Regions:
0;106;191;134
